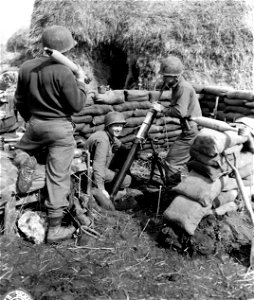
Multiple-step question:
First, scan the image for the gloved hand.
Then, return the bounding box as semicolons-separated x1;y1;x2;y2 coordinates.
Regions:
112;138;122;152
151;102;165;113
102;189;110;199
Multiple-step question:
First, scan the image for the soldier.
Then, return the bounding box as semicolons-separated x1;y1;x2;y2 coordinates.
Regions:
14;25;87;243
152;55;202;186
84;111;132;210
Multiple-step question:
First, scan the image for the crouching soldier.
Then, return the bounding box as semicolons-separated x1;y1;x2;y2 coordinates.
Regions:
84;111;134;210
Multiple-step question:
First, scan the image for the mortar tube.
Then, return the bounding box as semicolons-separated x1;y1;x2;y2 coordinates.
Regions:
110;108;157;201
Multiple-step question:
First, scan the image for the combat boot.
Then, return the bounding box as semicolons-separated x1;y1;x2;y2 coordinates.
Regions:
17;155;37;193
47;217;76;243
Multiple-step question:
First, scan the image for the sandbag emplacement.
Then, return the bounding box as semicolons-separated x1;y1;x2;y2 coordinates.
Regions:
163;195;212;236
94;90;125;105
191;128;247;157
124;90;149;102
172;170;225;207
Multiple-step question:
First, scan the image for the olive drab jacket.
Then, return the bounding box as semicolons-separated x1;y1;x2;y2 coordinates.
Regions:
165;77;202;127
85;130;116;190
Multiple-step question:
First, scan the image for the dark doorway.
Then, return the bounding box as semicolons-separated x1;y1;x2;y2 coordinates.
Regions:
108;46;128;89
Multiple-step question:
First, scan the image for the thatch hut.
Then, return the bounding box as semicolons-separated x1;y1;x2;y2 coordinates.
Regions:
20;0;254;90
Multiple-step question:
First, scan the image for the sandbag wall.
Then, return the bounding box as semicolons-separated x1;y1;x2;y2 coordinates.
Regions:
193;84;254;122
73;89;182;152
73;86;254;152
164;126;254;236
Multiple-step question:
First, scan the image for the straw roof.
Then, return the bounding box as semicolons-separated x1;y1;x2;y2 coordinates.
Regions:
28;0;253;89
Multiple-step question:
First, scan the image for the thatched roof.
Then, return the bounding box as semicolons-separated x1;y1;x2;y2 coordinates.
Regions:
30;0;252;53
28;0;253;89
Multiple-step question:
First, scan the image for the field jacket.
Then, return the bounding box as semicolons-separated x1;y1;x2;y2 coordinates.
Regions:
85;130;115;190
164;77;202;128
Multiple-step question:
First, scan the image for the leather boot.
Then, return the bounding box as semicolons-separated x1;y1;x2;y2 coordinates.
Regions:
47;217;76;243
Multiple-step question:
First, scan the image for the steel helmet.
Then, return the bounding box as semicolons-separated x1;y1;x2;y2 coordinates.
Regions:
104;111;127;128
160;56;184;76
42;25;77;53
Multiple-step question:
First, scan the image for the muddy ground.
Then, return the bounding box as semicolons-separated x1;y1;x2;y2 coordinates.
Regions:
1;175;254;300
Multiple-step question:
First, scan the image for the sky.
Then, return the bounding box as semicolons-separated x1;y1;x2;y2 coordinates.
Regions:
0;0;253;45
0;0;35;45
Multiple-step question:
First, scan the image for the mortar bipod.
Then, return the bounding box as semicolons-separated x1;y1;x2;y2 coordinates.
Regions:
147;136;167;187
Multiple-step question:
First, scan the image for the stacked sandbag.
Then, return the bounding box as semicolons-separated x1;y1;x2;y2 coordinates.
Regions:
73;86;254;153
163;123;254;235
193;84;254;122
0;150;18;209
73;89;182;152
0;86;19;134
118;90;181;149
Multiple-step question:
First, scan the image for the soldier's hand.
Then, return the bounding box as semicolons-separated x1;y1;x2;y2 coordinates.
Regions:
112;138;122;152
151;102;164;113
102;189;110;199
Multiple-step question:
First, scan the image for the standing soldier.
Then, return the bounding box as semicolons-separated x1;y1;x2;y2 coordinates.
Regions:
152;55;202;186
14;25;87;243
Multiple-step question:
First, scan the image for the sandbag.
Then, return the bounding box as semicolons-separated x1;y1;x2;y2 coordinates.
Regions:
225;112;245;122
212;189;238;208
225;106;250;115
221;176;238;191
92;115;105;126
125;116;147;127
190;148;222;167
187;160;228;182
0;115;18;134
26;164;46;193
190;144;242;169
215;111;226;121
149;90;172;102
226;90;254;101
0;150;18;205
223;98;247;106
113;101;152;112
124;90;149;102
133;109;149;117
74;104;113;116
201;108;211;117
75;123;85;131
172;170;226;207
149;130;182;140
237;151;254;169
79;125;95;135
244;101;254;108
122;110;134;119
203;85;231;96
214;202;238;216
149;124;163;133
191;128;247;157
94;90;125;105
205;100;226;111
163;195;212;235
72;115;93;124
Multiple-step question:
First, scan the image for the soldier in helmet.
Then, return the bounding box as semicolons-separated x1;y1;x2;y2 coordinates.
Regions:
14;25;87;243
84;111;132;210
152;55;202;186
